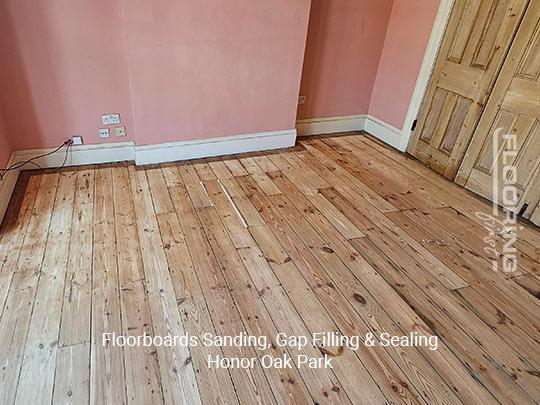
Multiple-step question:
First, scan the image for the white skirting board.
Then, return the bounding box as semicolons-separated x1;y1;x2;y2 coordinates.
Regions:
0;129;297;223
296;114;404;151
362;116;403;151
135;129;297;165
296;115;367;137
11;141;136;169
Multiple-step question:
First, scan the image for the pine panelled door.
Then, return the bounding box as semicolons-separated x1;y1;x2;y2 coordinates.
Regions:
408;0;540;226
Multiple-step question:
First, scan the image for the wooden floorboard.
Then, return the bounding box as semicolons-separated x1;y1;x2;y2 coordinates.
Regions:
1;133;539;404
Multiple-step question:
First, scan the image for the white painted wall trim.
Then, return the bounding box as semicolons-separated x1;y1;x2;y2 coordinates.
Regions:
399;0;455;152
0;155;20;225
134;129;297;165
296;115;367;136
296;114;402;149
9;129;297;170
363;116;402;150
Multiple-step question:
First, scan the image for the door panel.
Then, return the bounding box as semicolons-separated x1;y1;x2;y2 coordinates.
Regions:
458;0;540;225
408;0;530;179
532;203;540;224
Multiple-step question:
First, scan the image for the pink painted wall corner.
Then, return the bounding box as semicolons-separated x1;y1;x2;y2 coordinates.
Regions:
297;0;394;120
369;0;441;130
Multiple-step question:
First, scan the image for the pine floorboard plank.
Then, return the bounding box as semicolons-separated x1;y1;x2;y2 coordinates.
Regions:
15;169;77;405
221;157;249;177
53;166;95;404
192;159;217;182
155;210;240;405
146;165;239;405
308;139;414;211
430;206;539;279
265;154;365;240
237;157;282;196
300;141;398;213
112;165;164;404
0;172;60;405
513;274;540;299
159;165;276;405
317;186;468;290
452;286;540;369
128;165;202;405
174;164;318;403
90;165;126;405
52;343;91;404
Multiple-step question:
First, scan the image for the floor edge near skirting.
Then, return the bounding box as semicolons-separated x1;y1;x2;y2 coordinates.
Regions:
0;129;298;223
296;115;403;151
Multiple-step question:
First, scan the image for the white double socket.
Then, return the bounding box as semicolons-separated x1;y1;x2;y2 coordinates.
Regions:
101;113;121;125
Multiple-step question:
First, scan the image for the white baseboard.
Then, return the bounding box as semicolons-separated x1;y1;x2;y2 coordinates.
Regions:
12;142;135;169
9;129;297;170
0;156;20;225
135;129;297;165
296;115;367;136
296;114;404;151
363;116;404;151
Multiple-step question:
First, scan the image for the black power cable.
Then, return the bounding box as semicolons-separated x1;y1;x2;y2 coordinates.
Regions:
0;139;74;181
51;141;73;174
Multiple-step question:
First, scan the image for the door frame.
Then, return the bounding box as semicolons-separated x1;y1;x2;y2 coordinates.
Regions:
400;0;456;152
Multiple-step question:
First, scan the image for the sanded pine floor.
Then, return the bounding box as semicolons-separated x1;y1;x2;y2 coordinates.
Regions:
0;133;539;405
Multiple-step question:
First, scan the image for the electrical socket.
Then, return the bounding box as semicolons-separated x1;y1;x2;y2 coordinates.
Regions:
72;136;83;145
114;126;127;137
298;95;306;105
101;113;121;125
99;128;110;138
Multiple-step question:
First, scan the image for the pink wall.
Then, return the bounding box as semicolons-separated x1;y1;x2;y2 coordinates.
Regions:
297;0;394;120
369;0;440;129
124;0;312;145
0;0;311;150
0;111;11;168
0;0;135;150
0;0;439;152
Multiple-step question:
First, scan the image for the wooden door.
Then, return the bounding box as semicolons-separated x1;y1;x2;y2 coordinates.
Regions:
408;0;530;180
531;203;540;225
458;0;540;224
